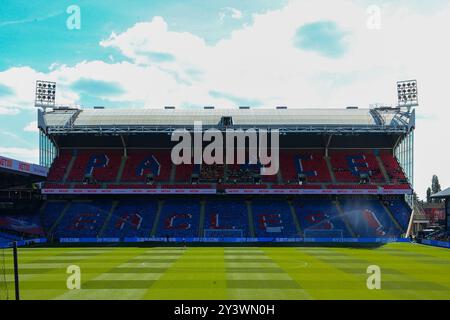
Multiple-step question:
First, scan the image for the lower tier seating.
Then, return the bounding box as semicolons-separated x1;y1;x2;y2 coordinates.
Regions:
36;197;410;239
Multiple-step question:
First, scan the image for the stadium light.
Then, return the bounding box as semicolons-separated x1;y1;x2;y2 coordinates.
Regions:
397;80;418;107
35;80;56;109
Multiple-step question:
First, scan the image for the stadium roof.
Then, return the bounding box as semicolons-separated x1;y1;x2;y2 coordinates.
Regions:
39;106;415;134
0;155;47;188
431;187;450;198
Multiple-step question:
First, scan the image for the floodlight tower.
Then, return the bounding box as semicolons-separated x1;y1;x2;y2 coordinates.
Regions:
396;79;418;112
34;80;56;112
395;80;418;230
35;80;57;167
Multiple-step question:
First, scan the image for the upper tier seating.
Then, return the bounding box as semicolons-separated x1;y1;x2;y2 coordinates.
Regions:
330;151;385;183
279;151;331;183
379;151;408;184
45;148;411;190
67;150;122;182
47;150;72;181
200;164;224;182
121;150;171;182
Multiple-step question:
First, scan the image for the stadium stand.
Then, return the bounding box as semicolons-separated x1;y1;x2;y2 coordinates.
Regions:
41;148;410;191
157;199;201;237
340;199;401;237
32;106;416;242
102;200;158;237
52;201;112;238
67;150;121;182
252;199;298;237
294;199;351;238
46;150;72;181
383;198;411;231
121;150;172;182
204;199;249;237
279;151;331;183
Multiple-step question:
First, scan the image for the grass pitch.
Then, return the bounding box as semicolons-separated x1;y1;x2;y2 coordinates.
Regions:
0;243;449;300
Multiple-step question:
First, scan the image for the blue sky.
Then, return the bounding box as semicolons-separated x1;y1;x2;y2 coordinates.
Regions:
0;0;286;71
0;0;449;198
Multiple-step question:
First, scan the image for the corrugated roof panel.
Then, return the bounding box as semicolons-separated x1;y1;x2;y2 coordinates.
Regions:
42;107;406;128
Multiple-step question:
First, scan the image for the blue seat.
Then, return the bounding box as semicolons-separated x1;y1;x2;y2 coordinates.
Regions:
204;200;249;237
252;199;298;237
157;200;200;238
295;199;351;237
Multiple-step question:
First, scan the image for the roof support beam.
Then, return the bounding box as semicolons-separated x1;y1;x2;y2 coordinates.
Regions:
325;134;333;157
120;135;127;157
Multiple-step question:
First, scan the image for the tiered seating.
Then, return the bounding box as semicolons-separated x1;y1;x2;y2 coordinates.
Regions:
46;150;72;181
380;152;408;184
279;151;331;183
0;211;44;237
200;164;224;181
157;200;200;237
340;199;400;237
52;201;112;238
330;151;384;183
102;200;158;237
43;148;412;192
67;150;121;182
294;199;351;237
42;201;68;232
252;199;298;237
175;163;198;182
383;199;411;231
121;150;171;182
204;200;249;237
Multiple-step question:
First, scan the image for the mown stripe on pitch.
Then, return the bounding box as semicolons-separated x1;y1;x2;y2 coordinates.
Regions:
108;267;168;273
331;267;403;275
227;280;301;289
2;268;67;274
226;267;286;273
223;252;265;256
129;259;178;263
59;252;102;256
310;258;365;264
224;259;272;263
82;280;156;289
135;252;186;256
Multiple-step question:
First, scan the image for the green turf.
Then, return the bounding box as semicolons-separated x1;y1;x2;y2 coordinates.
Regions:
0;243;449;300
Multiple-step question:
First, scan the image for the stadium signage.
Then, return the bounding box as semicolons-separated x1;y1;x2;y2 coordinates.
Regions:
0;155;48;176
41;187;412;195
171;121;279;176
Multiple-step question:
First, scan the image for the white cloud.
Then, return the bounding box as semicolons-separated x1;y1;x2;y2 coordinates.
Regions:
219;7;243;21
24;121;39;133
0;0;449;197
0;147;39;164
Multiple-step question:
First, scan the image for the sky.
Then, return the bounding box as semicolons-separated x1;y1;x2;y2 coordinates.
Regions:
0;0;449;199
